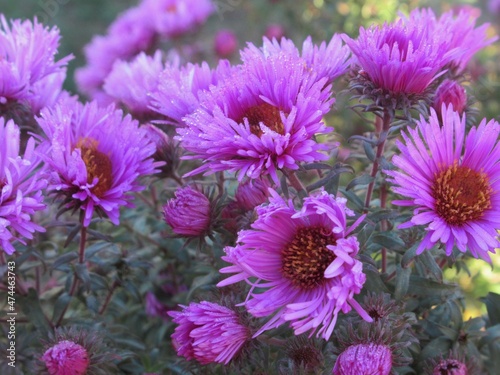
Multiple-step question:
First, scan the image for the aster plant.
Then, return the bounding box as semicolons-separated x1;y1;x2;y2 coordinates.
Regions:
2;2;500;375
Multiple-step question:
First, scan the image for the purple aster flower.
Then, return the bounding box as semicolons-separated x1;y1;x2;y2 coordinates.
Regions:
151;59;232;127
385;104;500;261
103;51;166;118
0;15;71;112
142;0;215;37
74;5;156;102
37;99;158;227
42;340;89;375
343;9;454;98
168;301;250;365
432;8;497;73
144;292;170;321
432;79;467;118
163;186;211;237
333;343;392;375
0;118;46;255
241;34;351;86
218;189;371;340
178;50;333;183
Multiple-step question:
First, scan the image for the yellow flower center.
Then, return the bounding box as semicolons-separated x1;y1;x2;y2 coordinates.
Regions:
239;103;285;137
432;164;492;226
281;226;336;290
76;138;113;198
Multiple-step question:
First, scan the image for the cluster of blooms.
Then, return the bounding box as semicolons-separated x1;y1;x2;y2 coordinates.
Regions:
2;2;500;373
75;0;215;103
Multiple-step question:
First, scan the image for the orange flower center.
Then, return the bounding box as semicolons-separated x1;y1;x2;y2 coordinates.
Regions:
239;103;285;137
432;164;492;226
76;138;113;198
281;226;336;290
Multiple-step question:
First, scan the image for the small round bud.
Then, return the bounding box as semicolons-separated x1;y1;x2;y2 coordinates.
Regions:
42;340;89;375
432;79;467;118
333;343;392;375
214;29;238;58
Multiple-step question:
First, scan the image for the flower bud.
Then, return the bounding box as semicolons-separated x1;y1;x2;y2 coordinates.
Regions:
432;79;467;118
235;178;270;211
142;123;178;178
265;24;285;40
42;340;89;375
333;343;392;375
432;359;468;375
164;186;211;237
214;29;238;58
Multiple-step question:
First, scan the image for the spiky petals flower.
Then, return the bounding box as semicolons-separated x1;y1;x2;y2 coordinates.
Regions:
218;189;370;340
433;8;497;73
103;51;165;118
179;51;333;183
42;340;89;375
143;0;215;37
386;104;500;261
37;99;158;227
0;15;72;111
333;343;392;375
150;59;231;127
343;9;454;105
241;34;351;86
168;301;250;365
0;118;46;255
163;186;211;237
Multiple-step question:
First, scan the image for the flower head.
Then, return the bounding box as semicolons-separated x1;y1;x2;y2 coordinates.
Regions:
235;178;270;211
163;186;211;237
42;340;89;375
143;0;215;37
0;14;72;113
179;48;333;183
218;189;370;339
168;301;250;365
37;99;158;227
344;9;453;102
103;51;165;118
0;118;46;255
386;104;500;261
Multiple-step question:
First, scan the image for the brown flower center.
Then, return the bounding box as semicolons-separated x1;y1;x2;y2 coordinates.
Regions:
432;164;492;226
76;138;113;198
281;226;336;290
239;103;285;137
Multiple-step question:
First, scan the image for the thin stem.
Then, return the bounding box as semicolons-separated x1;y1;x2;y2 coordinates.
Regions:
55;219;87;327
364;110;392;210
98;280;119;315
380;182;388;273
171;172;184;186
285;169;307;199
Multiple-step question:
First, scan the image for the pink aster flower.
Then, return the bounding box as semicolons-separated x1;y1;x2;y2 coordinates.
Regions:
151;59;232;127
168;301;250;365
333;343;392;375
343;9;454;97
143;0;215;37
386;104;500;261
42;340;89;375
74;5;156;102
432;8;497;73
179;50;333;183
241;34;351;86
0;14;71;112
103;50;166;118
0;119;46;255
218;189;371;340
37;99;158;227
163;186;211;237
432;79;467;118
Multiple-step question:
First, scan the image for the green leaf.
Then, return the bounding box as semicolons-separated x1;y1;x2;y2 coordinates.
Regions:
363;140;376;162
75;263;91;292
51;292;72;323
51;251;78;271
401;243;420;268
19;289;51;336
394;265;412;301
372;232;405;252
482;292;500;326
187;271;219;300
346;174;375;191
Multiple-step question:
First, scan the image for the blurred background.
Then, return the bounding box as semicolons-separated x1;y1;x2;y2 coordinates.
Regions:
1;0;499;317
